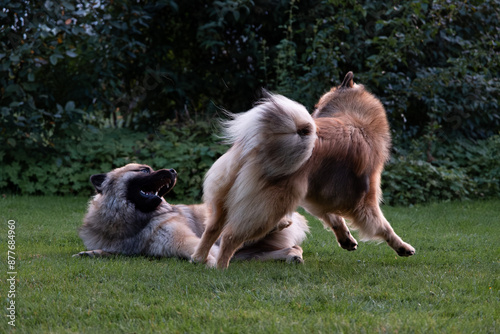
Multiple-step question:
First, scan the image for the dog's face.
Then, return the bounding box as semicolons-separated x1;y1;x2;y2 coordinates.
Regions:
90;163;177;213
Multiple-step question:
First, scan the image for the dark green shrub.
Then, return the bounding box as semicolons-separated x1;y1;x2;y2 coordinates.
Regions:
382;135;500;206
2;0;498;140
1;0;499;205
383;156;474;206
0;121;227;200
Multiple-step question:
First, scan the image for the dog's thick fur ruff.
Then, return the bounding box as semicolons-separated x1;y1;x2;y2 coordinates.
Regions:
191;92;317;268
75;163;309;267
302;72;415;256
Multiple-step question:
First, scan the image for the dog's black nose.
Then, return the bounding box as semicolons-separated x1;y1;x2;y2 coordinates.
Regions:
169;169;177;175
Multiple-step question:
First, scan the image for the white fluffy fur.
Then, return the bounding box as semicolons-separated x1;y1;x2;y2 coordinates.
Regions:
192;93;317;268
221;93;316;176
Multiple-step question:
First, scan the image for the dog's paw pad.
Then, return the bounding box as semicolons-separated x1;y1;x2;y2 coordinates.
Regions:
287;255;304;264
397;247;415;257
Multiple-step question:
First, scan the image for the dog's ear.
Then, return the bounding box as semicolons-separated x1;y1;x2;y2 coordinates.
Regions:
90;174;107;193
340;71;354;88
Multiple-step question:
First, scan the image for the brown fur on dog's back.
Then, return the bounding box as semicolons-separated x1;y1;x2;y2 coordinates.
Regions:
302;72;415;256
306;85;390;214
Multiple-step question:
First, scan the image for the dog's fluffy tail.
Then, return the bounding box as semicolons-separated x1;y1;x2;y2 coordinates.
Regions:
220;90;314;157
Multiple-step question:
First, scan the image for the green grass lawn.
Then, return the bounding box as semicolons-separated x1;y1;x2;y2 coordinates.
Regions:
0;196;498;333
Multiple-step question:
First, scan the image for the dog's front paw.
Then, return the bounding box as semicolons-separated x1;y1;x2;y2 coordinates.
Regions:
190;254;216;268
190;253;208;265
72;250;112;258
205;255;218;268
338;236;358;251
334;229;358;251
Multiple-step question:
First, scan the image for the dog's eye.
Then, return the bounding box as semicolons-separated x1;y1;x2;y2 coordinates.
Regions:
140;168;150;174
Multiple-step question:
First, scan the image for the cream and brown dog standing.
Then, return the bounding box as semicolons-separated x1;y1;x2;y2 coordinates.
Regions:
191;93;318;269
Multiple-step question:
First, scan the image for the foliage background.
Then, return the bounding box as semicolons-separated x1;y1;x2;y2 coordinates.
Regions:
1;0;499;204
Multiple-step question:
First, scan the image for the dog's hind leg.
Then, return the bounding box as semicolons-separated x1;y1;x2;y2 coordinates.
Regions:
345;172;415;256
350;205;415;257
191;207;226;267
216;234;246;269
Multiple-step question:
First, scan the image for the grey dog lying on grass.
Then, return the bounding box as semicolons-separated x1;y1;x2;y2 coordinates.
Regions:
73;163;309;267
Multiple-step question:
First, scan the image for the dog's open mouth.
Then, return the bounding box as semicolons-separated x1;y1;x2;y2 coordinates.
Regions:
139;189;162;198
126;168;177;212
139;178;174;199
